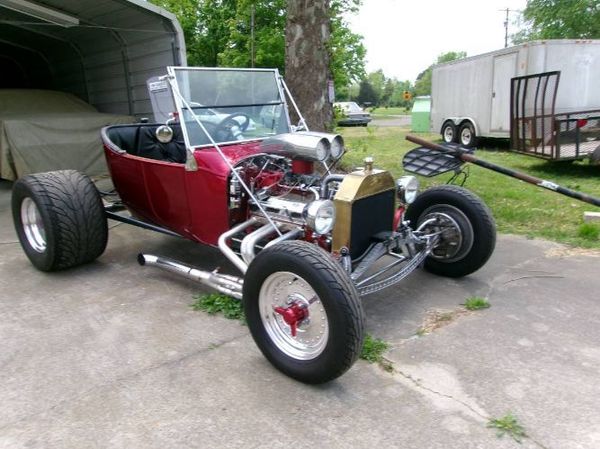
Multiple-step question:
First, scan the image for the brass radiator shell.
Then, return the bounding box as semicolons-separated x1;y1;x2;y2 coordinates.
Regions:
332;169;396;254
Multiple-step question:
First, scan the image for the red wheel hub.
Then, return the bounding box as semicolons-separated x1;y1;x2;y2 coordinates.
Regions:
274;303;308;337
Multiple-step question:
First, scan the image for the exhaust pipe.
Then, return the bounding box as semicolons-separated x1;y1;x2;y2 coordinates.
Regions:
138;254;243;299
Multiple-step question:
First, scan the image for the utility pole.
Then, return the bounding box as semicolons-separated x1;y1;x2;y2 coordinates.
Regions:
250;4;255;68
503;7;509;48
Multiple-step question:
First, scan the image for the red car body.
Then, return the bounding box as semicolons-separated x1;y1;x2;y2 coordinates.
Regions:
104;140;260;245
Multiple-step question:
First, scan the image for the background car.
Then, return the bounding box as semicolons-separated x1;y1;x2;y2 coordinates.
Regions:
335;101;372;126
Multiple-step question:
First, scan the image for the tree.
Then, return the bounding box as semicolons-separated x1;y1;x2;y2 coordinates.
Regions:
150;0;236;66
356;80;378;106
150;0;365;93
513;0;600;42
414;51;466;96
285;0;333;131
218;0;286;68
329;0;366;89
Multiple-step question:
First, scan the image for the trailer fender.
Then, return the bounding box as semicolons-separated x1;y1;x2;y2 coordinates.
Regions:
457;118;479;137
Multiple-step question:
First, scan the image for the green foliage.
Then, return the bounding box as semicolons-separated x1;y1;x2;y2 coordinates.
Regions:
219;0;286;69
191;293;245;321
513;0;600;43
349;71;414;107
577;222;600;241
151;0;366;92
463;297;491;311
357;80;378;106
487;413;527;443
414;51;467;96
360;334;389;363
330;0;367;89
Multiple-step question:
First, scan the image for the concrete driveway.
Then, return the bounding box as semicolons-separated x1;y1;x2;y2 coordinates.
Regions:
1;178;599;449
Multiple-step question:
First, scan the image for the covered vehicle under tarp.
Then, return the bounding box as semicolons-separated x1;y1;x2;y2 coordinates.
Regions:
0;90;132;179
0;0;186;180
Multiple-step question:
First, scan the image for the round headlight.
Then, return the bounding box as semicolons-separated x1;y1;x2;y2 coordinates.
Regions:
305;199;336;235
396;176;419;204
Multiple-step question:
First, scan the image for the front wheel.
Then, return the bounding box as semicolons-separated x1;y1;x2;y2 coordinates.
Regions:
405;185;496;278
243;241;365;384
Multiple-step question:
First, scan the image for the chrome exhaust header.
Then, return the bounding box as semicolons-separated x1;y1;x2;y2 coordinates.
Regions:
138;254;244;299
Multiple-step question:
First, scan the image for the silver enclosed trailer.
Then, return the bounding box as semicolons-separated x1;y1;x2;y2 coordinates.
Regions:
431;40;600;159
0;0;186;179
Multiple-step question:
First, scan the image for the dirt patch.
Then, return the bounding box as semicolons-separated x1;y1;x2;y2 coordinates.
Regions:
545;247;600;258
416;308;471;336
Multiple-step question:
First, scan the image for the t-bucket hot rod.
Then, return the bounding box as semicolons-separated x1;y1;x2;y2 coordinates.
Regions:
11;67;496;383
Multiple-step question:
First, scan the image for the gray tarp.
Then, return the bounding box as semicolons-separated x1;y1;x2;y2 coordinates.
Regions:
0;90;133;180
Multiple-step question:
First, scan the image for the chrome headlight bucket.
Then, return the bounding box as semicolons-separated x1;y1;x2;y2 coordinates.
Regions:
396;175;419;204
305;199;336;235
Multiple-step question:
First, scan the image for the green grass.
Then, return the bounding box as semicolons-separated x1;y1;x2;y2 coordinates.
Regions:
488;413;527;443
578;222;600;241
339;126;600;248
463;296;491;311
191;293;245;322
368;106;410;120
360;334;393;371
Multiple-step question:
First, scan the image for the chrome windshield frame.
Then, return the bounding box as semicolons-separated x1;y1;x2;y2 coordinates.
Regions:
167;66;293;152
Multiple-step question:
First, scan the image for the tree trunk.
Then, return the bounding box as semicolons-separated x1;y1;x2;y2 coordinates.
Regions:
285;0;333;132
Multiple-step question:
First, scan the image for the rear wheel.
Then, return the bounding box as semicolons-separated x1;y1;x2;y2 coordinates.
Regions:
441;121;457;143
243;241;364;384
405;185;496;278
12;170;108;271
459;122;477;147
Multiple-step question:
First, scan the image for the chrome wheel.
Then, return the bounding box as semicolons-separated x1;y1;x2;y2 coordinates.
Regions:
419;205;473;262
258;271;329;360
460;127;472;146
21;197;46;253
443;125;455;143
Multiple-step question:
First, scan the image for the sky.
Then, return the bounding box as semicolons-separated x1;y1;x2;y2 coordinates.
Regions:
347;0;527;82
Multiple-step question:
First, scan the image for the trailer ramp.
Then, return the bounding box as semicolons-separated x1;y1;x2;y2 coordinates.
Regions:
510;71;600;160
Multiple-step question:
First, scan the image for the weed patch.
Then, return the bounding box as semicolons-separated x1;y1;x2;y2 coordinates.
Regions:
463;296;491;310
578;222;600;241
360;334;394;372
488;413;527;443
191;293;245;322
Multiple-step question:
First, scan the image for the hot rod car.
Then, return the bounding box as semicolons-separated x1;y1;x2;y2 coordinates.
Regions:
11;67;496;384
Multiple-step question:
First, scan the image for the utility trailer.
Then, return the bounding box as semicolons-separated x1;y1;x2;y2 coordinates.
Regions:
431;40;600;160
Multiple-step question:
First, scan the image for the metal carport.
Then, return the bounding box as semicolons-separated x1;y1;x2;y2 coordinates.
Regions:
0;0;186;118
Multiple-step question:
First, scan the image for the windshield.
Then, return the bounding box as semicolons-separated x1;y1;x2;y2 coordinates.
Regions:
170;68;291;148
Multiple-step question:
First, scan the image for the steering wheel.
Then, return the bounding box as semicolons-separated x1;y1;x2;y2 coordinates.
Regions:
214;113;251;141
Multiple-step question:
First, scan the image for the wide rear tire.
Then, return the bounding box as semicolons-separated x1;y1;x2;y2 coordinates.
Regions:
12;170;108;271
243;241;365;384
405;185;496;278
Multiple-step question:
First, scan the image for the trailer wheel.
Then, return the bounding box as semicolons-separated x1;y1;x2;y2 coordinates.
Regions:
12;170;108;272
459;122;477;147
441;121;457;143
243;241;365;384
405;185;496;278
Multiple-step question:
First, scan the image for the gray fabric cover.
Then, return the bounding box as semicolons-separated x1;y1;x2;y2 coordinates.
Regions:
0;90;133;180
